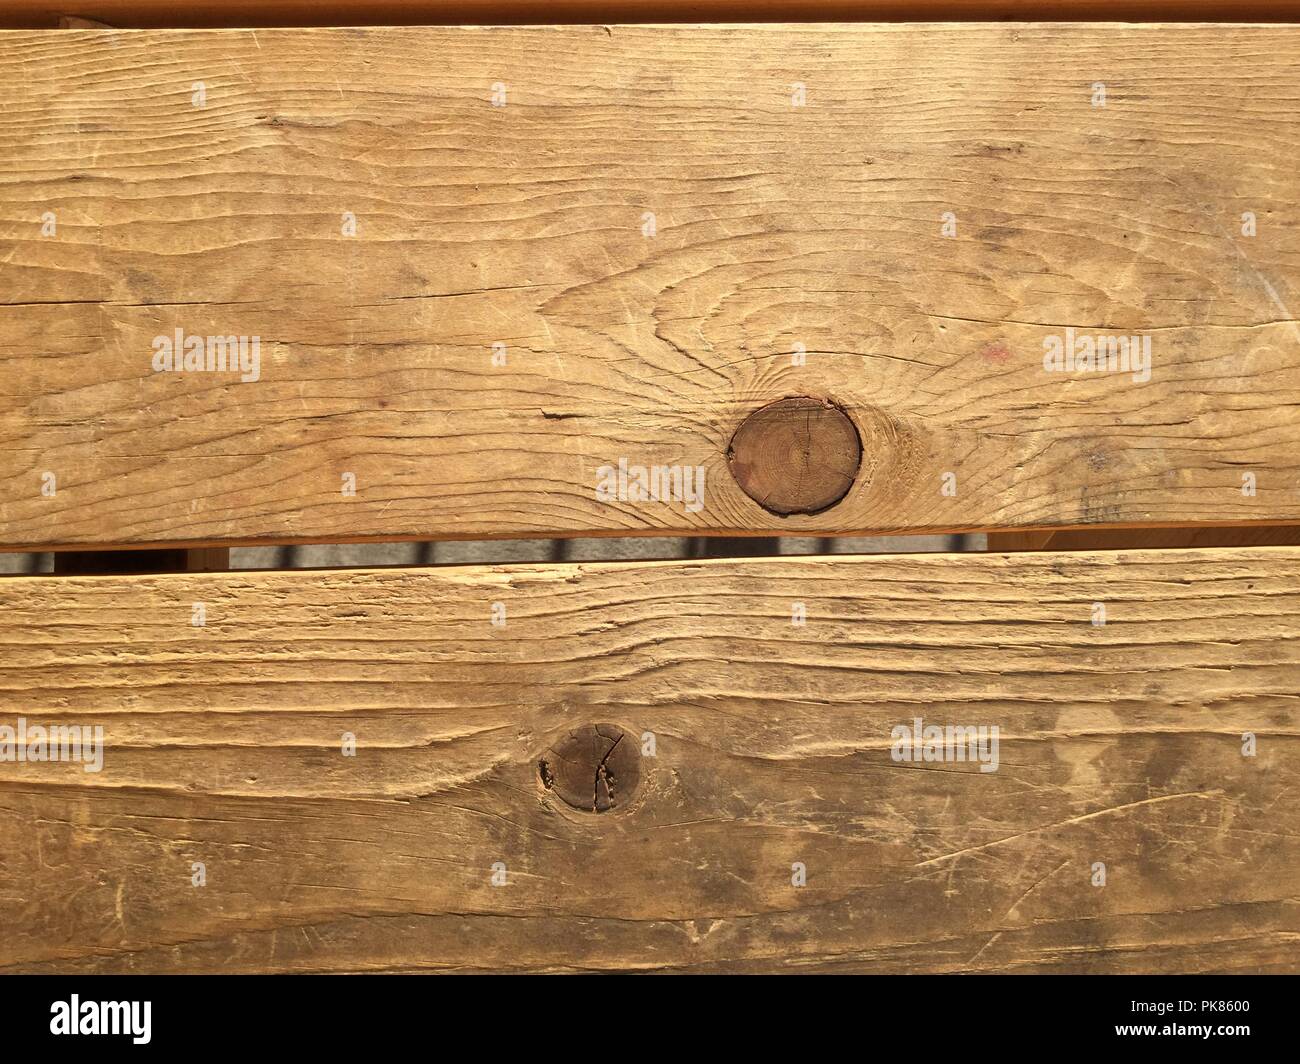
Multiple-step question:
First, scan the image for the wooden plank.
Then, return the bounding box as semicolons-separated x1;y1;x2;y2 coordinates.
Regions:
4;25;1300;549
0;548;1296;973
5;2;1300;29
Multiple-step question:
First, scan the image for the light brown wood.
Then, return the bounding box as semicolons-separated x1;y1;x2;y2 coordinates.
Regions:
0;548;1296;973
3;24;1300;551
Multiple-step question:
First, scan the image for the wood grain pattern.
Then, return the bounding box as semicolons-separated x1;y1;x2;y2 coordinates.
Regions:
3;25;1300;549
0;548;1296;973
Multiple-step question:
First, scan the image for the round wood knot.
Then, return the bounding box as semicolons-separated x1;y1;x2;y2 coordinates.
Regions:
727;397;861;515
538;724;641;813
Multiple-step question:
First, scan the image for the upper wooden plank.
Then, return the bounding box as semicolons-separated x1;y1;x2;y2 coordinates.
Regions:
0;548;1297;972
2;24;1300;549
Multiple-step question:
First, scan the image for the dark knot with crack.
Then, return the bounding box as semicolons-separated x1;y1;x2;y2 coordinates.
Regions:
538;723;641;813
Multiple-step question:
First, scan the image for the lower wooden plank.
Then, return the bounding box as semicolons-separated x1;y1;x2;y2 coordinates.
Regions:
0;549;1297;972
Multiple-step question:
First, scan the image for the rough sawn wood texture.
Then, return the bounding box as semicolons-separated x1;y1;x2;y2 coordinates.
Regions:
2;25;1300;548
0;548;1295;972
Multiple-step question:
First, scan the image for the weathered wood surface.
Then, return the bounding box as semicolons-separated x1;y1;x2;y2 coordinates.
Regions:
2;25;1300;549
0;548;1296;972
